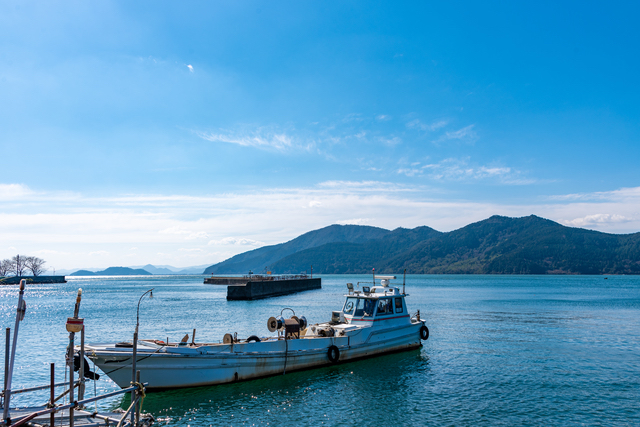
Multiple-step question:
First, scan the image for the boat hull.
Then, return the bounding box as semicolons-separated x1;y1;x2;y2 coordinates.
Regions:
87;322;424;390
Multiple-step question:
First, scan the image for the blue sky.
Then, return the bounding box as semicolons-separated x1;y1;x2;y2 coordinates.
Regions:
1;1;639;270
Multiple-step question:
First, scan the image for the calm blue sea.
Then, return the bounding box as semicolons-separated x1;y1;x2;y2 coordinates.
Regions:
1;275;639;426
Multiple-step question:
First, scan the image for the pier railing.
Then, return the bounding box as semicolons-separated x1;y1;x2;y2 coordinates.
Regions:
1;280;151;427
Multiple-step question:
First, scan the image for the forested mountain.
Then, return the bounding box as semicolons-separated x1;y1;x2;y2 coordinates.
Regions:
203;224;391;274
206;216;640;275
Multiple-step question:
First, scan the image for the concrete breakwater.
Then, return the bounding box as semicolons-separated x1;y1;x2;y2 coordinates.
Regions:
205;275;322;300
0;275;67;285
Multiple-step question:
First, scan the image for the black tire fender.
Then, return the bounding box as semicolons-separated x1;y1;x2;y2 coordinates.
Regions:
246;335;261;343
327;345;340;363
420;325;429;341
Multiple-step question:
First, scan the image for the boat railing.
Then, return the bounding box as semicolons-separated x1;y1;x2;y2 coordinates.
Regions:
0;380;81;398
4;382;147;427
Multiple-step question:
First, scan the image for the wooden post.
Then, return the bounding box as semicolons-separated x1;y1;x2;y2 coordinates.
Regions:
50;363;55;427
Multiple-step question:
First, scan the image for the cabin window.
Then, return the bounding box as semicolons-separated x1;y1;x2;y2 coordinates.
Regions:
395;298;404;313
343;297;357;315
354;298;375;317
376;298;393;315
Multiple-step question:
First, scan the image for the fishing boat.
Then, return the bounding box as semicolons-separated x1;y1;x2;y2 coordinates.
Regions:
85;275;429;390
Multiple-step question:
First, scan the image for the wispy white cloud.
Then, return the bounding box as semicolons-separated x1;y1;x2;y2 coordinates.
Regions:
342;113;364;123
406;119;448;132
549;186;640;202
89;251;109;256
380;136;402;146
198;130;295;152
564;214;632;228
207;237;265;246
397;158;525;184
337;218;372;225
433;124;478;144
0;183;36;200
186;64;193;72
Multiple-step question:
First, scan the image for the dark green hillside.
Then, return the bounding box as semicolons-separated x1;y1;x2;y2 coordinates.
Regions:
406;215;640;274
267;216;640;274
203;224;390;274
270;226;442;274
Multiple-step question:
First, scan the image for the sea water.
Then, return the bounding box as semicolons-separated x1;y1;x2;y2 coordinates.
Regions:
1;275;639;426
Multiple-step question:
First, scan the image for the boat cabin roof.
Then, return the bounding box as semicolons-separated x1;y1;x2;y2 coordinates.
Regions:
347;286;403;298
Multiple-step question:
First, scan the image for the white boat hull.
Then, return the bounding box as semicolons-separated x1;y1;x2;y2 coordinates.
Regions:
87;322;424;390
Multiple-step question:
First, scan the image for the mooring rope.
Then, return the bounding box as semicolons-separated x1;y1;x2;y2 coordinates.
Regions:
102;346;163;376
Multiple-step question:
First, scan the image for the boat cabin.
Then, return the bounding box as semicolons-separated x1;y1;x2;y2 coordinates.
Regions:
340;276;409;324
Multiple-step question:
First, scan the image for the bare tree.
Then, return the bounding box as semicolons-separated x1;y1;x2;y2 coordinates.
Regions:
0;259;12;277
11;255;26;276
24;256;47;276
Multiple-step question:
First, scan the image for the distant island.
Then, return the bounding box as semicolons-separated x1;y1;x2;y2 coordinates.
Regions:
66;264;210;276
203;215;640;275
70;267;152;276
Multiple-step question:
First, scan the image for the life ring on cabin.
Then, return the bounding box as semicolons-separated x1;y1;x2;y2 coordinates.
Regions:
246;335;261;343
419;325;429;341
327;345;340;363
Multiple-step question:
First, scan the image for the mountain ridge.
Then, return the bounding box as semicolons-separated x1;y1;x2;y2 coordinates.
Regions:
209;215;640;275
203;224;391;274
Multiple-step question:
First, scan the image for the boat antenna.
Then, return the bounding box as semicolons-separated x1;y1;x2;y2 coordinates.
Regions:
403;269;406;294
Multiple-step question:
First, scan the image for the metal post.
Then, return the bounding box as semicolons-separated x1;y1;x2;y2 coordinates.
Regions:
131;288;153;417
4;279;27;424
135;370;141;426
50;363;55;427
3;328;9;408
78;327;85;403
68;288;82;427
68;333;74;427
130;330;137;427
403;269;406;295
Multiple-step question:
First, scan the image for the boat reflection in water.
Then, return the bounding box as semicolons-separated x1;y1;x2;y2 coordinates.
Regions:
86;275;429;390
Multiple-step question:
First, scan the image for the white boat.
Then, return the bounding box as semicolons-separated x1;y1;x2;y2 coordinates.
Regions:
85;275;429;390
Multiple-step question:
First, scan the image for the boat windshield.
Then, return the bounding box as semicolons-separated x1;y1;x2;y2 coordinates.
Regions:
343;297;357;315
353;298;375;317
